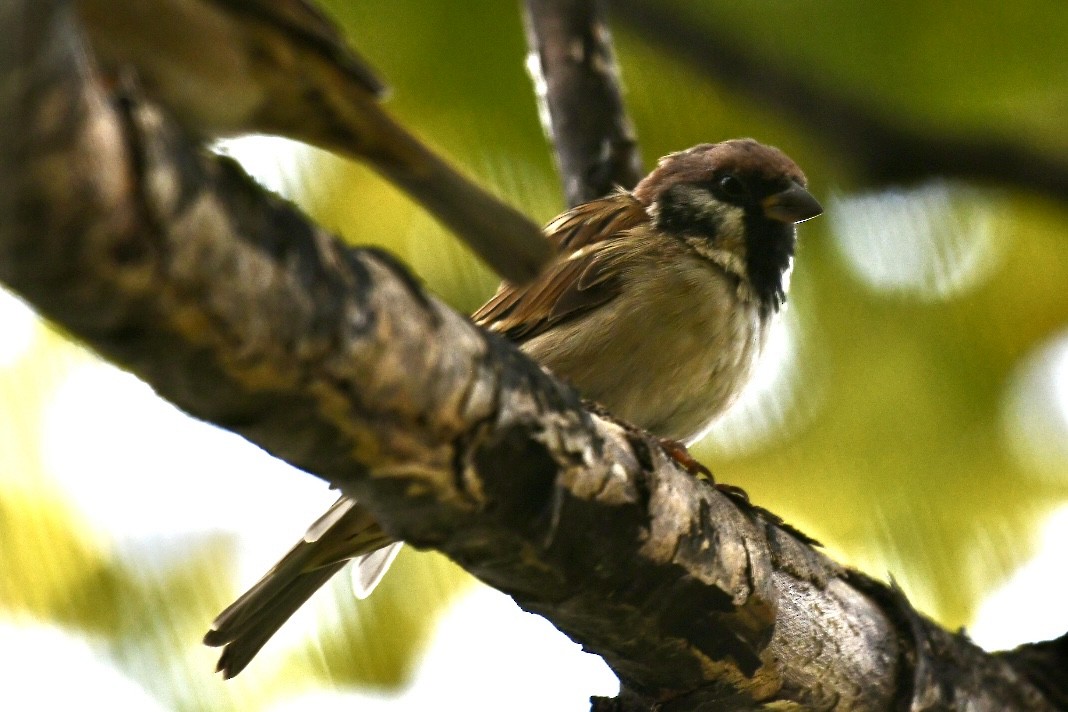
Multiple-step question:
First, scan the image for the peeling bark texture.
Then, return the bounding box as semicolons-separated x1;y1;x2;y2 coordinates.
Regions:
609;0;1068;204
523;0;643;206
3;1;1067;710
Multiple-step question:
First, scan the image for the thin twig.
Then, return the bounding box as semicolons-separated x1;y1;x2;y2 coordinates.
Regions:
524;0;643;205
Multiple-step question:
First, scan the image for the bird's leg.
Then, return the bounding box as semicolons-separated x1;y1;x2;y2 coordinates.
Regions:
658;438;820;545
582;399;750;500
657;437;713;481
657;437;756;504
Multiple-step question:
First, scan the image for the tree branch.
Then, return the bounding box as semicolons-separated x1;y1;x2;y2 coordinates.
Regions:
999;632;1068;709
523;0;643;205
2;1;1065;709
610;0;1068;203
74;0;551;284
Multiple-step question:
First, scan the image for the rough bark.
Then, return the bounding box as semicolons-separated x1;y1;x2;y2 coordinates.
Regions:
2;1;1066;710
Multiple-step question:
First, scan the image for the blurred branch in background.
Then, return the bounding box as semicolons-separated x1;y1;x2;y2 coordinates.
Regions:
610;0;1068;203
77;0;551;283
523;0;644;205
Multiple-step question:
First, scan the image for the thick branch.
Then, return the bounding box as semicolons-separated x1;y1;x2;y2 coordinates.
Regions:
2;1;1064;710
610;0;1068;203
523;0;643;205
999;632;1068;709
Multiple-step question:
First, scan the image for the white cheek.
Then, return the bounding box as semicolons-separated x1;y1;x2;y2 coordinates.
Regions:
709;203;745;236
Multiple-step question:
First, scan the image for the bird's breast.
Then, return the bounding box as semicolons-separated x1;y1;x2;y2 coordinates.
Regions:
520;250;771;444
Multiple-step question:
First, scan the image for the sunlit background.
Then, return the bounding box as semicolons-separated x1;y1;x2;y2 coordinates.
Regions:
3;1;1067;709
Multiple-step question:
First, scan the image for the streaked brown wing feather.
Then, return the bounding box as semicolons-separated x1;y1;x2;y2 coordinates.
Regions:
472;192;648;342
545;191;648;252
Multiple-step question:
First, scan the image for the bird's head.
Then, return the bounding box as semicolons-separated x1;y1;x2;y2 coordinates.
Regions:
634;139;822;312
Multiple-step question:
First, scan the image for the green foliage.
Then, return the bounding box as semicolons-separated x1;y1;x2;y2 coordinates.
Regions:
1;1;1066;708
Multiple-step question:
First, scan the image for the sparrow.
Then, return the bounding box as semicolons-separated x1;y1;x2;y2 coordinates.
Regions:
73;0;550;283
203;139;822;677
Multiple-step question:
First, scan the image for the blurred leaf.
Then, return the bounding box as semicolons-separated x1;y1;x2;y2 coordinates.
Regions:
3;2;1068;710
302;548;471;688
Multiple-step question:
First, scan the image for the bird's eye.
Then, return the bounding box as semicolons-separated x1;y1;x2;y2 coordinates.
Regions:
717;174;747;200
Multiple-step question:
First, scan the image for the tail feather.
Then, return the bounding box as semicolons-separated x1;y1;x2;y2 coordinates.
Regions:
351;542;404;599
209;562;347;678
205;496;396;677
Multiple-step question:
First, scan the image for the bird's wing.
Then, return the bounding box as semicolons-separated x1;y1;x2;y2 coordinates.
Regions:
471;192;648;342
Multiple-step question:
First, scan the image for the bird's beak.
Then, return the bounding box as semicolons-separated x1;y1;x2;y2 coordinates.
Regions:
762;183;823;224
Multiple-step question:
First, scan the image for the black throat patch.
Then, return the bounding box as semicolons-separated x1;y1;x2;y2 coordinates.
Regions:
743;212;796;314
654;184;795;314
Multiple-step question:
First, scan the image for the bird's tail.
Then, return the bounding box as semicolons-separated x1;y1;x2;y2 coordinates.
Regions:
204;496;397;678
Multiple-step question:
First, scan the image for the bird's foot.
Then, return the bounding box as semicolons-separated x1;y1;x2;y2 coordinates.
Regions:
658;437;714;481
657;437;758;505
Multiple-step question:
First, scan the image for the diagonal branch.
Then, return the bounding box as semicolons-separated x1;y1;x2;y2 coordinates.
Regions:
610;0;1068;203
523;0;643;205
2;1;1065;710
75;0;551;283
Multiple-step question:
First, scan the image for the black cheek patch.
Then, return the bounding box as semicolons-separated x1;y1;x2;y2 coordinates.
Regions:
654;185;723;241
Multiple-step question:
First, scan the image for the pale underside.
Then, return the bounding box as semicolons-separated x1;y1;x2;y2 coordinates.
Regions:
520;239;770;445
